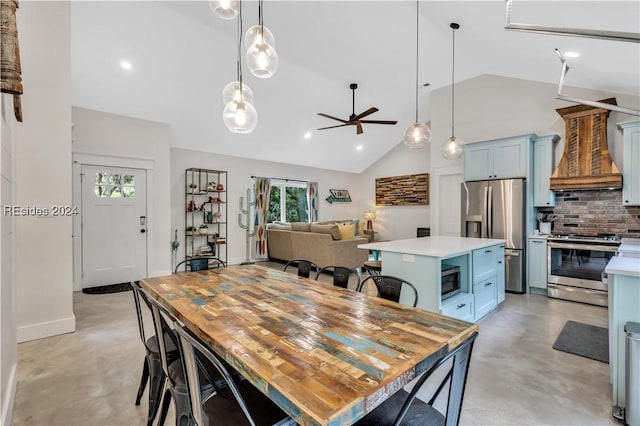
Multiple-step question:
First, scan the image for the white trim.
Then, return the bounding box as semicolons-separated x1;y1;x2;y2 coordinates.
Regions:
16;315;76;343
73;152;154;170
1;363;16;426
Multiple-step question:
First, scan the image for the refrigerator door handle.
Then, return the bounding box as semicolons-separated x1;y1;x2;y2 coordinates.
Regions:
487;185;493;238
482;186;488;238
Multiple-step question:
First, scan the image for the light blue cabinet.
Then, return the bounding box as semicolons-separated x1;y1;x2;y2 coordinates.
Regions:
472;246;497;283
618;121;640;206
441;293;474;323
527;236;547;292
533;134;560;207
464;134;534;181
474;277;498;320
496;244;505;303
472;246;499;320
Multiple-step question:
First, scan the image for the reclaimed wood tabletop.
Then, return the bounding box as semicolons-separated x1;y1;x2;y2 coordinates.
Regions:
141;264;478;426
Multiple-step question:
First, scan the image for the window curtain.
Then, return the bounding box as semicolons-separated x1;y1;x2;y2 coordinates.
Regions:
254;177;271;257
307;181;318;223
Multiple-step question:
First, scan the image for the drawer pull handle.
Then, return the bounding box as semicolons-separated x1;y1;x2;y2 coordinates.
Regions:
532;241;542;244
485;249;492;253
456;303;466;309
485;282;492;287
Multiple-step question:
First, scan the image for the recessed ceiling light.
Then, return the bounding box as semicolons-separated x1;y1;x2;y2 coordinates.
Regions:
120;61;132;70
304;132;312;139
564;52;580;58
356;145;363;151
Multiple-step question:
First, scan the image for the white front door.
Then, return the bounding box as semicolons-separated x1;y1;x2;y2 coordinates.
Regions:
81;165;147;288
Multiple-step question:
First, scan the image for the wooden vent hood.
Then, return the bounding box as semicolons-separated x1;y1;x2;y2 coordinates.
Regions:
550;98;622;190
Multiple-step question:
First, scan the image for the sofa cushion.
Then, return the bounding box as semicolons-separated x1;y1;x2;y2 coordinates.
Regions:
338;223;356;240
266;223;291;230
291;222;310;232
310;223;341;240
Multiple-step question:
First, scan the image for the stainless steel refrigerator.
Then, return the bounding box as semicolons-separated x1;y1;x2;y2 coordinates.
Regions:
461;179;526;293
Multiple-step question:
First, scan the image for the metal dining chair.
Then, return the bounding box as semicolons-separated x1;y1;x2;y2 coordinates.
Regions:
173;320;290;426
283;259;319;279
354;332;478;426
174;256;226;274
131;281;180;426
358;275;419;307
315;266;361;290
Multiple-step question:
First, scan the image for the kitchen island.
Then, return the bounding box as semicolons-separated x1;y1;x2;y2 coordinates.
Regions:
359;236;505;322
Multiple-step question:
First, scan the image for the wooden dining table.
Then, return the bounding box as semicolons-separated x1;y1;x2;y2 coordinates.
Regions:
140;264;478;426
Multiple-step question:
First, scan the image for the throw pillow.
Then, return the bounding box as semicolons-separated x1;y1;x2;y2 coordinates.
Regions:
358;221;365;235
352;220;360;236
310;223;342;240
291;222;310;232
338;223;355;240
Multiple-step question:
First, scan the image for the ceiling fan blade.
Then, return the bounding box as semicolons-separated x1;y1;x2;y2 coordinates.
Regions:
352;107;379;121
359;120;398;125
356;123;363;134
317;123;352;131
317;113;347;123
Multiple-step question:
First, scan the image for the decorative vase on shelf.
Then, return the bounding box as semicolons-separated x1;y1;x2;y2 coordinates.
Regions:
206;211;213;223
216;183;224;191
199;224;208;235
213;211;222;223
207;181;216;191
187;200;196;212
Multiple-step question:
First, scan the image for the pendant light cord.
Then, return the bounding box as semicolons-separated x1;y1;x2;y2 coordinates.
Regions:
414;0;419;123
237;0;244;99
258;0;264;44
451;23;456;138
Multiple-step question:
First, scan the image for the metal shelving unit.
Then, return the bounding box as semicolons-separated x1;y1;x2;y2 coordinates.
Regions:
185;168;228;264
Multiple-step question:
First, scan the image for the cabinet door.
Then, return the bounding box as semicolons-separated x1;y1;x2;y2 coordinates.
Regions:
496;245;505;303
441;293;474;322
621;122;640;206
492;138;526;179
464;144;493;181
474;277;498;320
472;246;497;284
528;238;548;289
533;136;556;207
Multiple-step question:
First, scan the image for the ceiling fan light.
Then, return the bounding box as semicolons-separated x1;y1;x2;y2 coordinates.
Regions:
222;81;254;105
244;25;275;49
441;136;464;159
223;100;258;133
402;122;430;149
246;42;279;78
209;0;239;19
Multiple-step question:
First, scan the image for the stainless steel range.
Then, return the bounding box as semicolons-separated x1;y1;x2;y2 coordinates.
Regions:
547;234;620;307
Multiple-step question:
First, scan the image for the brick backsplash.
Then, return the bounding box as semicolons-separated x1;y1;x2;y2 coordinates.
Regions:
537;189;640;238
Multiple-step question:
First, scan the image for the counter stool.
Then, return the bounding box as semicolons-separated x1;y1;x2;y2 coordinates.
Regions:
363;260;382;276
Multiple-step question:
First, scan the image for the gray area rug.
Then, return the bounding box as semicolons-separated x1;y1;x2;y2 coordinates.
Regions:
553;320;609;364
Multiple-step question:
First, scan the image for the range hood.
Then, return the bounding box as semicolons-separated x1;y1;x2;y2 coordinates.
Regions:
550;98;622;191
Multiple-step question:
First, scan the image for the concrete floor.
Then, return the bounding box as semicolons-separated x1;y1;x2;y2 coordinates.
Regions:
12;263;617;425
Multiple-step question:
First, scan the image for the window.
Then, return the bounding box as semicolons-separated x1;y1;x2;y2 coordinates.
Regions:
95;172;135;198
268;180;308;223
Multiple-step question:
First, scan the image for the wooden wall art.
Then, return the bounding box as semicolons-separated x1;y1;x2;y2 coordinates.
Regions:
1;0;23;121
376;173;429;206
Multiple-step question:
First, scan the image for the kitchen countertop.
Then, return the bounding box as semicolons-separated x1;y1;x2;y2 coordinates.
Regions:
618;238;640;257
359;236;505;258
606;256;640;277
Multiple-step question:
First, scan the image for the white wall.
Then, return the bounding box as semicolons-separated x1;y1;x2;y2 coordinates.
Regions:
1;95;17;426
15;1;75;343
355;142;431;241
429;74;640;236
171;148;360;265
72;107;172;283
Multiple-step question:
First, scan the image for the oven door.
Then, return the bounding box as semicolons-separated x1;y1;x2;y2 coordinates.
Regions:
547;241;618;291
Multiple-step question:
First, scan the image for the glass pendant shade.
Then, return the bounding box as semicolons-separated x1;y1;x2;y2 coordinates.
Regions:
244;25;275;49
223;100;258;133
246;42;279;78
441;136;464;159
402;122;431;149
209;0;239;19
222;81;254;105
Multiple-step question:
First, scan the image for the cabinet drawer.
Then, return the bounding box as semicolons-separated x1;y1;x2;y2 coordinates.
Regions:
441;293;474;322
474;277;498;320
473;247;497;283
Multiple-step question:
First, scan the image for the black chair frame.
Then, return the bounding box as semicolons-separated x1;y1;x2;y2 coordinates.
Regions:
174;256;226;274
358;275;419;307
315;265;361;290
283;259;319;279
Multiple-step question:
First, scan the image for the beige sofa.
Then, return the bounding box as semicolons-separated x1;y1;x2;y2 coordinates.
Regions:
266;221;370;269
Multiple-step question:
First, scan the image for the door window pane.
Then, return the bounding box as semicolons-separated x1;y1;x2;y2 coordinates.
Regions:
95;173;136;198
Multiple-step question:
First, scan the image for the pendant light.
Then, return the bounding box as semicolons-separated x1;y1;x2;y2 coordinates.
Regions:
209;0;239;20
403;0;430;150
246;0;278;78
441;22;463;159
223;0;258;133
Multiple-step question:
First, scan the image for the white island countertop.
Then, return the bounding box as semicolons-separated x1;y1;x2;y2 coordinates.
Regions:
359;236;505;258
606;256;640;277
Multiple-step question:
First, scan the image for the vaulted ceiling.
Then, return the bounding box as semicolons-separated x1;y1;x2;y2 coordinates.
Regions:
70;1;640;173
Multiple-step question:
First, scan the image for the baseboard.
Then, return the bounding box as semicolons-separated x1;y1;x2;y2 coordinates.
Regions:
1;363;16;426
17;315;76;343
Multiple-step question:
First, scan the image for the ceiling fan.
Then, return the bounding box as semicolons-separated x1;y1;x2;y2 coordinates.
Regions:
317;83;397;135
